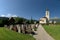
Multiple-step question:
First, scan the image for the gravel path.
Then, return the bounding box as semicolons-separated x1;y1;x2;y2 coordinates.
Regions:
33;24;54;40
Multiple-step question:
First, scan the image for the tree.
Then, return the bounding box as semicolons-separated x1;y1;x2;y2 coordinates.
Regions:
8;17;15;25
14;17;27;24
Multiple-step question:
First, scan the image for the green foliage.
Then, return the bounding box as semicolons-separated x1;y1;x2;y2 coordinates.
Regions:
36;21;39;23
0;27;35;40
26;20;33;24
14;17;27;24
0;17;38;26
0;17;9;27
8;17;15;25
14;17;37;24
0;19;9;27
0;20;3;24
43;25;60;40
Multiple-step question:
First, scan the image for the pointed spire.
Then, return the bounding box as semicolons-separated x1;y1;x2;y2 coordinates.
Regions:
46;8;49;11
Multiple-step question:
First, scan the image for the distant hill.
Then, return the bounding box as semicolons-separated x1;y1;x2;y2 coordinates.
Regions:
50;18;60;23
0;17;9;20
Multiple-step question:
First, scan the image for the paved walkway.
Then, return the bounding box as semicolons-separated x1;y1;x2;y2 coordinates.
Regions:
33;24;54;40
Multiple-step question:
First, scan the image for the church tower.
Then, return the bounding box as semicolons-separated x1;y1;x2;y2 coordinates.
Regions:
45;8;50;20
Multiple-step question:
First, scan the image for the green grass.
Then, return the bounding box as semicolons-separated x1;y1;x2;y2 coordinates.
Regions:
43;25;60;40
0;27;35;40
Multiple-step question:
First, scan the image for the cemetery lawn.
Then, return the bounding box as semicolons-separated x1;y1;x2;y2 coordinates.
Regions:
0;27;35;40
43;25;60;40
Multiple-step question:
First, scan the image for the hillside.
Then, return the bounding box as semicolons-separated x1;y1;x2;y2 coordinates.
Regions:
0;17;9;20
0;27;35;40
50;18;60;24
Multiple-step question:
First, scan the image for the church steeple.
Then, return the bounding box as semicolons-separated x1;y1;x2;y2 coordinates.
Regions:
46;8;49;11
45;8;50;20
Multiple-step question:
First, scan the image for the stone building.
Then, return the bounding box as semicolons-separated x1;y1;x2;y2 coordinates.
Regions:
39;8;50;24
39;17;48;24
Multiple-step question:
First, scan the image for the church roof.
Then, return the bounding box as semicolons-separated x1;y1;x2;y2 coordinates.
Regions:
42;17;47;19
39;17;47;21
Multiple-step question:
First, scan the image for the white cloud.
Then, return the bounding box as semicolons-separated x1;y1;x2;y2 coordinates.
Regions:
6;14;12;17
1;15;5;17
12;15;17;17
0;14;17;17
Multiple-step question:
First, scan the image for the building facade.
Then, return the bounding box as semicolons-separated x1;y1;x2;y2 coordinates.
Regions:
39;9;50;24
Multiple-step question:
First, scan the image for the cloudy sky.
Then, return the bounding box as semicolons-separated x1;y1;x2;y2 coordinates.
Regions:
0;0;60;20
0;14;17;17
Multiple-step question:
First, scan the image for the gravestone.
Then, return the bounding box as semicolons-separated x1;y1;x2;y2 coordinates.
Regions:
12;25;18;32
36;24;38;27
25;24;30;33
25;24;28;33
4;25;7;28
21;24;25;34
31;24;35;31
27;24;32;34
10;25;13;30
54;21;56;24
16;24;21;33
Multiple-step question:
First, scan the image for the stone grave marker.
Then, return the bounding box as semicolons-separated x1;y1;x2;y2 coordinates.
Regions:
10;25;13;30
16;24;21;33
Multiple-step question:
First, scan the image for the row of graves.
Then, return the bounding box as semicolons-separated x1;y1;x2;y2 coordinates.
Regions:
4;17;39;34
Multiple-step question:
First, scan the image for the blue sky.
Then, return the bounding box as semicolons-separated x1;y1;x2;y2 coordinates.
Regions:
0;0;60;20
